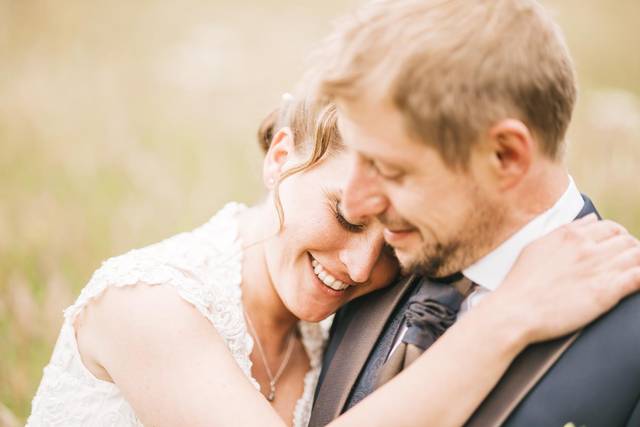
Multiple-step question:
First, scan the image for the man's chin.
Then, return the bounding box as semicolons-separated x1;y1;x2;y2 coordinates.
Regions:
395;250;428;276
395;245;461;278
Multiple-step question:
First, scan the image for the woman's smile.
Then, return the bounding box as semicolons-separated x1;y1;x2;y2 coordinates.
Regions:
311;257;350;291
308;253;350;297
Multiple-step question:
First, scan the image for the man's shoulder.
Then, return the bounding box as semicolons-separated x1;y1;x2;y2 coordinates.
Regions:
539;290;640;377
500;292;640;425
581;291;640;343
611;291;640;317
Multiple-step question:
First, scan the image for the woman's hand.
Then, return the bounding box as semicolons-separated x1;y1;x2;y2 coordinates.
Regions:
487;214;640;343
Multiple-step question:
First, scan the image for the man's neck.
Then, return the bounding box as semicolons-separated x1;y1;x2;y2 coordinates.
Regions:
493;163;570;253
462;164;583;291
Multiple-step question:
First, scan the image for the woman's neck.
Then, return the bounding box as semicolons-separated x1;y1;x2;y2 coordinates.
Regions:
237;204;298;354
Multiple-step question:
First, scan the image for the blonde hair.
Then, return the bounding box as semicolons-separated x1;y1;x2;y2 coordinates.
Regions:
315;0;577;167
257;91;341;225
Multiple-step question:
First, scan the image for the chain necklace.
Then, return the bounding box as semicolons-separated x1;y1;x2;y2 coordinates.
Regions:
243;309;297;401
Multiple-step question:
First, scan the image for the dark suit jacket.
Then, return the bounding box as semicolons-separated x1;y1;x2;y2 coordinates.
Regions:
310;195;640;427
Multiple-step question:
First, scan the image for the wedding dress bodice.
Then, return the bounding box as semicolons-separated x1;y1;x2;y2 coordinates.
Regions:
27;202;330;427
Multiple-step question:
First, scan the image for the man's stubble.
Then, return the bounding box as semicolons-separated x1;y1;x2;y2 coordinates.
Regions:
399;191;507;278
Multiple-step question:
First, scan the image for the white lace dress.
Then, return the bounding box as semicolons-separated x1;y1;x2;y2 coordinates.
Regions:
27;202;330;427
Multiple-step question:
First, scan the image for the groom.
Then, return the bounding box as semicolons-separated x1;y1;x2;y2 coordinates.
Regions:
308;0;640;426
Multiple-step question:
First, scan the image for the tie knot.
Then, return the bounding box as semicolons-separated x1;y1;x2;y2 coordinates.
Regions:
402;275;473;350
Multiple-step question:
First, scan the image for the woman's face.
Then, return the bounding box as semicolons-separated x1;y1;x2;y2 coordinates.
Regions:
263;146;399;322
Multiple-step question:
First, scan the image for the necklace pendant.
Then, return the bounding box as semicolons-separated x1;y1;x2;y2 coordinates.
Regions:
267;382;276;401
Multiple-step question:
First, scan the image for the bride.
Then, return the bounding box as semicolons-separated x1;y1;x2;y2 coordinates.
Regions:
27;90;640;426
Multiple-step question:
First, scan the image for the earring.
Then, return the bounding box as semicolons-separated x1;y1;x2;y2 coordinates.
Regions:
268;177;275;187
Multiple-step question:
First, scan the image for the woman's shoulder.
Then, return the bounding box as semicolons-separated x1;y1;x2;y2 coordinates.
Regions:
29;203;260;427
64;202;247;325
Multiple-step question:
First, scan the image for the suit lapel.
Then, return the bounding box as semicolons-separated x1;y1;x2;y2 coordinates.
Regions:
465;332;581;426
466;194;599;426
309;275;417;426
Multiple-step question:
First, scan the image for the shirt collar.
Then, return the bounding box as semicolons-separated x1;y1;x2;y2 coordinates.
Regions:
462;176;585;292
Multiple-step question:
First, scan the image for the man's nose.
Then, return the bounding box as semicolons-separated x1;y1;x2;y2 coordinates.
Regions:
342;155;389;222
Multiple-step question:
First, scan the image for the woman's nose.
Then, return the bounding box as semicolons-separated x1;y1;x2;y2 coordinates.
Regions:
339;231;385;285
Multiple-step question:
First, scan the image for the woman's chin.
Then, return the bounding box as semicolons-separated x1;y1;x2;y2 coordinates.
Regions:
290;304;336;323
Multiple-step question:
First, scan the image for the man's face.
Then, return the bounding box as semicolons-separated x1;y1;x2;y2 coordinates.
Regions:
337;99;506;277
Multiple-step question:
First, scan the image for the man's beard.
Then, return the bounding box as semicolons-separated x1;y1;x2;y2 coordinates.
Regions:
398;198;505;278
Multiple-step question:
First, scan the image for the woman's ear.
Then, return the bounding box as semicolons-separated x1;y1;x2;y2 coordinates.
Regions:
263;127;295;189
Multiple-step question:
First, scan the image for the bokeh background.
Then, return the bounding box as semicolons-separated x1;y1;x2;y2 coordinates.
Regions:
0;0;638;424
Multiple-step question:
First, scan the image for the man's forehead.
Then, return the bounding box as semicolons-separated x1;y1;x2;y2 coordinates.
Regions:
336;104;425;164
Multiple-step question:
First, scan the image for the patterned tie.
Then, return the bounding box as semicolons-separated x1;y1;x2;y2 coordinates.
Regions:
375;273;474;388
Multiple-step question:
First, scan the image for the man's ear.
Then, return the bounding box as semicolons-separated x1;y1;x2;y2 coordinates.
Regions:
485;119;535;190
263;127;296;189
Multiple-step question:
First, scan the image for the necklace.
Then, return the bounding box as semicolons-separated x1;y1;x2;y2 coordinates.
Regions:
243;309;297;401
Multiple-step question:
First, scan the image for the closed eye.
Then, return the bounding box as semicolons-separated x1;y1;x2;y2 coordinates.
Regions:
335;201;365;233
371;159;404;181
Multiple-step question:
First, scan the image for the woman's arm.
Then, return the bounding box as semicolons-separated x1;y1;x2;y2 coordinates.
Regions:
79;282;515;427
330;292;526;427
77;215;640;427
76;283;287;427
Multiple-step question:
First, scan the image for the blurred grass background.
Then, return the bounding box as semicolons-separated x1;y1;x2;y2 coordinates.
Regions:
0;0;638;423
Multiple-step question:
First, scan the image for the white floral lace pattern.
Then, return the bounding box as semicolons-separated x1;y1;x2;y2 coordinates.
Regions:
27;202;331;427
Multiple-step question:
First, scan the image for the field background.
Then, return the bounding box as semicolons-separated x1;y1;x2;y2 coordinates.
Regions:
0;0;638;424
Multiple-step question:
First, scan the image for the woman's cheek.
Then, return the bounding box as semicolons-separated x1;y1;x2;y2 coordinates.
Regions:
377;257;399;289
312;219;344;247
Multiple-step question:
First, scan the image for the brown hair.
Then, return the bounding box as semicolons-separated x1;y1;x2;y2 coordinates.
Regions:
257;92;341;225
314;0;577;167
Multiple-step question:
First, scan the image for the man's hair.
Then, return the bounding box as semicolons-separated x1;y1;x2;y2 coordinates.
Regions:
315;0;577;167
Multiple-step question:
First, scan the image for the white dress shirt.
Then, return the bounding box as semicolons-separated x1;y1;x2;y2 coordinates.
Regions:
388;176;585;358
